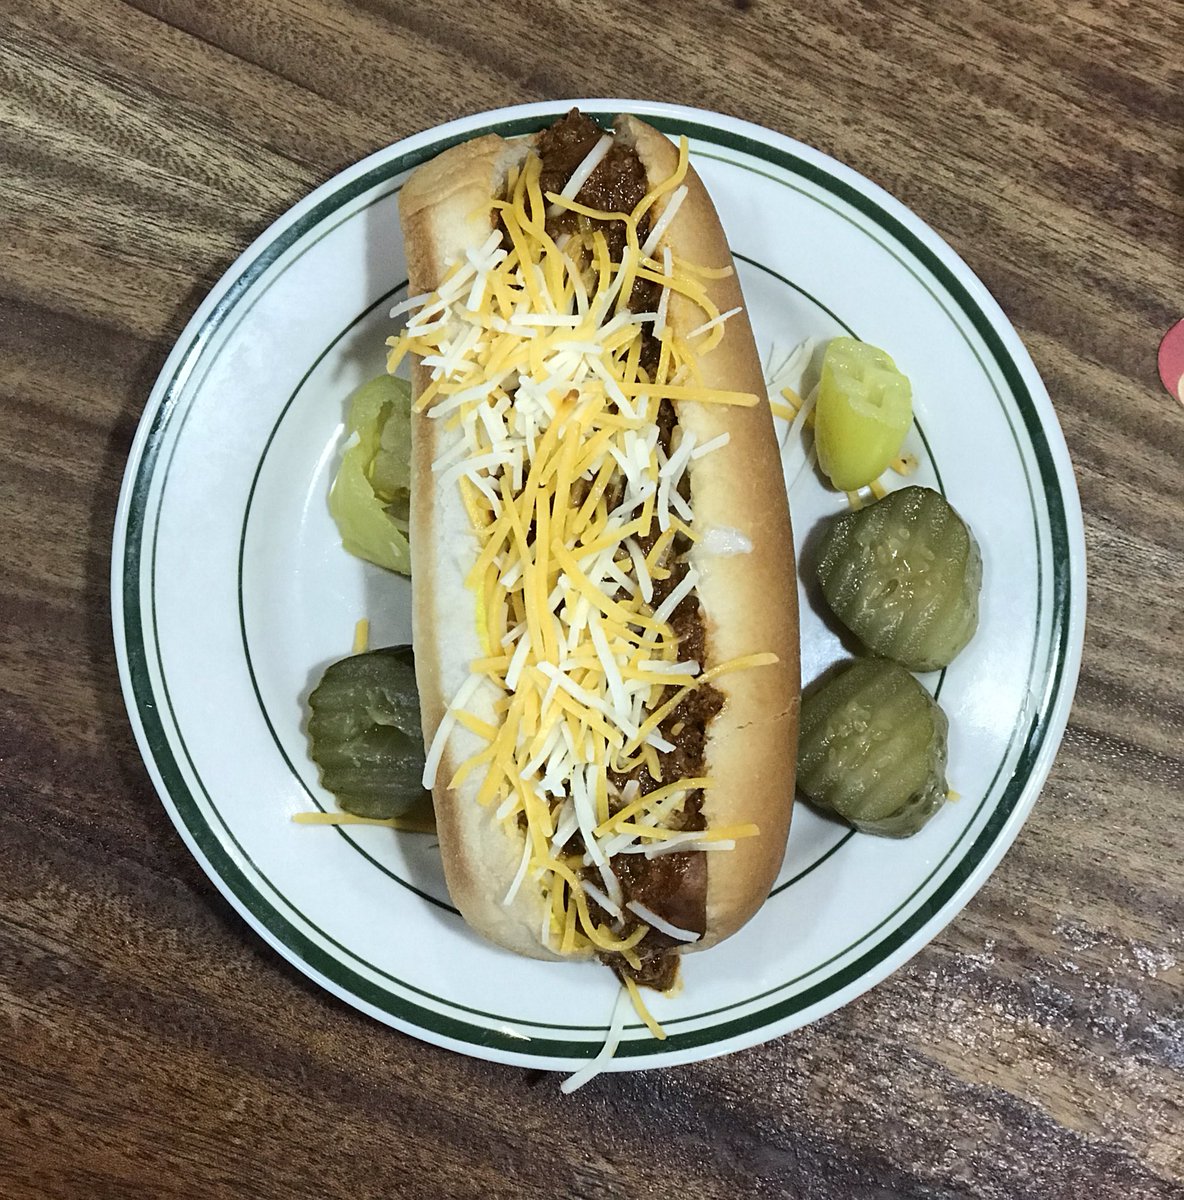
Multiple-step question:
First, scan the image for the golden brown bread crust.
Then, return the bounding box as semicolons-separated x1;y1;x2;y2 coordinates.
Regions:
401;115;798;961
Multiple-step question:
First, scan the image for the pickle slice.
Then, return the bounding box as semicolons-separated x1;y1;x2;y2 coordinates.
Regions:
307;646;430;818
816;485;981;671
797;659;949;837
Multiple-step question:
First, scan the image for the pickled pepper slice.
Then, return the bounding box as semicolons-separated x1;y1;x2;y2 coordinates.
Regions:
328;375;413;575
814;337;913;490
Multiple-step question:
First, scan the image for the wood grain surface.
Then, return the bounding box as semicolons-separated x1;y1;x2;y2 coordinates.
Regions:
2;1;1182;1196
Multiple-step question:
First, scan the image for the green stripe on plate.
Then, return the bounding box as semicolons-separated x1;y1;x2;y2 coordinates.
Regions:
119;108;1073;1060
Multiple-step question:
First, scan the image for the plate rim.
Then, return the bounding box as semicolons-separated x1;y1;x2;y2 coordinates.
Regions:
111;97;1087;1072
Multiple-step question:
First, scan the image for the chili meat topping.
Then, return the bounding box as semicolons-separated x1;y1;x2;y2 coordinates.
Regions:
532;110;724;988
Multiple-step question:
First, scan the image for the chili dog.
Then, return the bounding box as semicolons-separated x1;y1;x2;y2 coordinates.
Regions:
390;110;799;989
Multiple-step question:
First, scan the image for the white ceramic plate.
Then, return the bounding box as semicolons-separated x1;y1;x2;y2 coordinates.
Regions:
112;99;1085;1073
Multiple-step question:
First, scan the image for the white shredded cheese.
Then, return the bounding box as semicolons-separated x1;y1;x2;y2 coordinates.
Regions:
640;185;688;257
421;674;486;790
580;878;623;921
560;986;631;1094
625;901;701;943
651;567;700;627
502;835;533;906
552;133;614;211
686;305;742;340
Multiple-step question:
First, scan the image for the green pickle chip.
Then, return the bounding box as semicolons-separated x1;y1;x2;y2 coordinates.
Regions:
328;375;413;575
797;659;949;838
307;646;431;819
816;485;981;671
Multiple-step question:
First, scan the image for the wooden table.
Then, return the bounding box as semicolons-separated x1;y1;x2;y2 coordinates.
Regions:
3;2;1181;1196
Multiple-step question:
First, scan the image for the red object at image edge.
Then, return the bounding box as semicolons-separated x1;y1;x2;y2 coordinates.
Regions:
1157;319;1184;404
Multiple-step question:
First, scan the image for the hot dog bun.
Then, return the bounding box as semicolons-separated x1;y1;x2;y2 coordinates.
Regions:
400;113;799;965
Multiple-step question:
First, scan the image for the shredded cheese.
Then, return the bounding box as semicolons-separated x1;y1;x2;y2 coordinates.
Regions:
387;128;780;969
552;133;614;212
560;985;633;1092
624;976;667;1040
626;900;701;943
292;810;437;834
